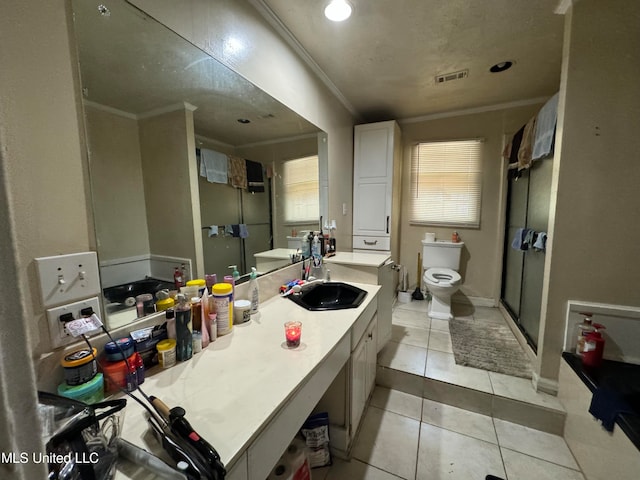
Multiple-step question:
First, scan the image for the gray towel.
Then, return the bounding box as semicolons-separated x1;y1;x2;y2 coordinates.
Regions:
532;93;559;160
200;148;228;184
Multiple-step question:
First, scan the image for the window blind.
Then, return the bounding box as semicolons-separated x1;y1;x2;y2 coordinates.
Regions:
410;139;482;227
283;155;319;223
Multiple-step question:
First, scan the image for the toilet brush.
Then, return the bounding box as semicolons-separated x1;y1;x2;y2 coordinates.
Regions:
412;252;424;300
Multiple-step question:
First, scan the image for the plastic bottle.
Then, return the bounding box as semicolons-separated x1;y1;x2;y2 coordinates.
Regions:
181;263;190;283
174;294;193;361
212;283;233;336
249;267;260;315
174;267;184;289
230;265;240;284
311;233;321;257
582;324;606;367
575;312;595;356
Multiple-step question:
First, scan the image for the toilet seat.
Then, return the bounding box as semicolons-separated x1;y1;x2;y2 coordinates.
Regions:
424;267;461;286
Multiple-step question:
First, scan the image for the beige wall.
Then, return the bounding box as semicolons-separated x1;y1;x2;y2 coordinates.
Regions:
398;104;543;301
86;106;150;260
139;107;205;276
537;0;640;385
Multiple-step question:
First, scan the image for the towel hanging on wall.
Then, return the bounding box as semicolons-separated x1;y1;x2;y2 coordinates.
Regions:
532;92;559;160
229;155;247;189
245;159;265;193
200;148;228;184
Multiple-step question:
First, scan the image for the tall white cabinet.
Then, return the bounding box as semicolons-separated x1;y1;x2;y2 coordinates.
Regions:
352;120;402;259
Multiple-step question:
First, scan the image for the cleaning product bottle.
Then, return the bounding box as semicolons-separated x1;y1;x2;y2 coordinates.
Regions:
174;294;193;361
582;324;606;367
231;265;240;284
173;266;184;289
575;312;595;356
249;267;259;315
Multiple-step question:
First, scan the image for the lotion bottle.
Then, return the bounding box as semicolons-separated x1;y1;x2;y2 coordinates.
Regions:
249;267;259;314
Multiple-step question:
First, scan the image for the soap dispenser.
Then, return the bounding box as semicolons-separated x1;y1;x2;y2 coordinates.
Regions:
249;267;259;314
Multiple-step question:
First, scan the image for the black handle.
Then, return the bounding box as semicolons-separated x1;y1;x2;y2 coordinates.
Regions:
386;216;390;234
364;239;378;246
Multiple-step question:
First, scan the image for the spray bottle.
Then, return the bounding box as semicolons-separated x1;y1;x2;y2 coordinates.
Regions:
174;294;193;362
249;267;259;315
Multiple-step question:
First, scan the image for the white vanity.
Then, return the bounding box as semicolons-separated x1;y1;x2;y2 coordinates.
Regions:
115;274;380;480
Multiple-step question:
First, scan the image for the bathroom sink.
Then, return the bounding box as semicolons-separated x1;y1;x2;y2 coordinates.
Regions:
103;278;174;305
288;282;367;311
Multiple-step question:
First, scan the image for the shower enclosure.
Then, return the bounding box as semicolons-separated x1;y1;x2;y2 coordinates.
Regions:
501;157;552;350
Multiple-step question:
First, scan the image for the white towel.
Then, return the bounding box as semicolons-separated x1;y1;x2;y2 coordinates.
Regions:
200;148;228;184
532;93;559;160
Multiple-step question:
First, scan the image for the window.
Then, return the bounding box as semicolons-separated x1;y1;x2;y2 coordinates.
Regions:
410;139;482;227
282;155;319;223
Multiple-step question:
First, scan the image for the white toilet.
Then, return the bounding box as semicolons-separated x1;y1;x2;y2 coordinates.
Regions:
422;240;464;320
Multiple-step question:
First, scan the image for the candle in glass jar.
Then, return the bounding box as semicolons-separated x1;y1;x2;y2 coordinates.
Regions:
284;321;302;348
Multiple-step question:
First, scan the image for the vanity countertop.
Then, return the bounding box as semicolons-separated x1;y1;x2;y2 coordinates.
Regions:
324;251;391;268
115;281;381;478
253;247;297;259
562;352;640;451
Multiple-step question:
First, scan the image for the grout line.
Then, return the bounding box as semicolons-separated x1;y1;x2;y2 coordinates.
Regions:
499;446;584;473
491;415;509;478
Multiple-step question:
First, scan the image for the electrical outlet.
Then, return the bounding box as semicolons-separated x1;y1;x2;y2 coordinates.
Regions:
46;297;102;349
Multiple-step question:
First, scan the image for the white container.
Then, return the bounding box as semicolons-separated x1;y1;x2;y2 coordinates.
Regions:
424;232;436;242
233;299;251;324
397;291;412;303
287;236;303;250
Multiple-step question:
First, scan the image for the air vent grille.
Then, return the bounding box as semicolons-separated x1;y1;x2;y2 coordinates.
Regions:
435;69;469;84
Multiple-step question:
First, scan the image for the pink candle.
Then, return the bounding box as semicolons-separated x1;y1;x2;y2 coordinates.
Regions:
285;321;302;348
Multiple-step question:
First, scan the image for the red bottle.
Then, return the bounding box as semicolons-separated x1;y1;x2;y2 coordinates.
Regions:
582;324;606;368
174;267;184;289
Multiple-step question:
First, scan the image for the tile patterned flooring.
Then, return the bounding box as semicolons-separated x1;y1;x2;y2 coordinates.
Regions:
313;301;584;479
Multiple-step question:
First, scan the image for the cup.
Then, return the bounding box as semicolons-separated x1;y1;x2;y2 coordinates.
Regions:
284;321;302;348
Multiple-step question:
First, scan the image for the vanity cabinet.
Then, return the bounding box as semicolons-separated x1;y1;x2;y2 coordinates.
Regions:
315;299;378;457
352;120;402;256
350;314;378;433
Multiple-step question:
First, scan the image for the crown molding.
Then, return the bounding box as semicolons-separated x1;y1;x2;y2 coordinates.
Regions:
248;0;361;120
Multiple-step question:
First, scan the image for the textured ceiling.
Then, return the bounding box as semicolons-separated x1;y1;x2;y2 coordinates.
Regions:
261;0;565;121
72;0;321;146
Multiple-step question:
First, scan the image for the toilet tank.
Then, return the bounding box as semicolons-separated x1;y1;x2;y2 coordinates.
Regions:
421;240;464;270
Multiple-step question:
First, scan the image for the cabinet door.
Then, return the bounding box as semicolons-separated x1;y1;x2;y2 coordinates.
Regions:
350;336;368;434
365;316;378;397
353;122;395;237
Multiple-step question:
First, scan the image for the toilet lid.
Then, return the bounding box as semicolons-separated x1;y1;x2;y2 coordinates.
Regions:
424;268;461;285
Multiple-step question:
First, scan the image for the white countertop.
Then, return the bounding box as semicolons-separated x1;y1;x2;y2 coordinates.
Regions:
325;251;391;268
253;248;297;259
115;281;380;478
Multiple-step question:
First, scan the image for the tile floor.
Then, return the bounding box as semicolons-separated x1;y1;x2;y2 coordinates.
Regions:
378;301;565;414
312;301;584;479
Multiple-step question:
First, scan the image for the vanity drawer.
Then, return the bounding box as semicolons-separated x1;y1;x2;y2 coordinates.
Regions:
352;235;391;251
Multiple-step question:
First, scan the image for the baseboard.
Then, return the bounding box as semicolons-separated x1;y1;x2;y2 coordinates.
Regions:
453;295;496;308
532;372;559;396
497;303;537;365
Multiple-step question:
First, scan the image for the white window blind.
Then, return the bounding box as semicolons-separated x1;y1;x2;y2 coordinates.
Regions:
410;139;482;227
283;155;319;223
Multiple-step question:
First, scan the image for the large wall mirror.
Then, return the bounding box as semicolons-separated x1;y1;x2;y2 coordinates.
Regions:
72;0;327;329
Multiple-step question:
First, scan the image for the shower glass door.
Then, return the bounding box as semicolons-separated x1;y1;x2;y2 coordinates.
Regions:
501;158;552;350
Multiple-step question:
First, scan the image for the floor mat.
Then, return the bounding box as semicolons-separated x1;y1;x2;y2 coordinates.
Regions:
449;314;532;379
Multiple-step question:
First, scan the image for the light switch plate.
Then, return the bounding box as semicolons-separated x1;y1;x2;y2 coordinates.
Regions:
46;297;102;349
35;252;101;307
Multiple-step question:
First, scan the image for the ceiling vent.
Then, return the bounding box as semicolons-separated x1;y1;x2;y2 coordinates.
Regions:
435;69;468;84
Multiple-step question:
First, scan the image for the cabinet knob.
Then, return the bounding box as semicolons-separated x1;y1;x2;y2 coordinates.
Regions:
368;332;373;339
364;240;378;246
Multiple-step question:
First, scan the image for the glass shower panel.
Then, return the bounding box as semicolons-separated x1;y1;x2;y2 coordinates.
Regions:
517;160;552;346
502;168;530;316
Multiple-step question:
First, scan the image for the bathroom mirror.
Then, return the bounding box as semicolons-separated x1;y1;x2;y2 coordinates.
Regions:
71;0;326;329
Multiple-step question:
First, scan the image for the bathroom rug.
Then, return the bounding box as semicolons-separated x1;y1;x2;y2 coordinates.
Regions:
449;314;532;378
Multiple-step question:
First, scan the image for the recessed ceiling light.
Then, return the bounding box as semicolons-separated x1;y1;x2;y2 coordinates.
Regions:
490;61;514;73
237;118;251;124
324;0;352;22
